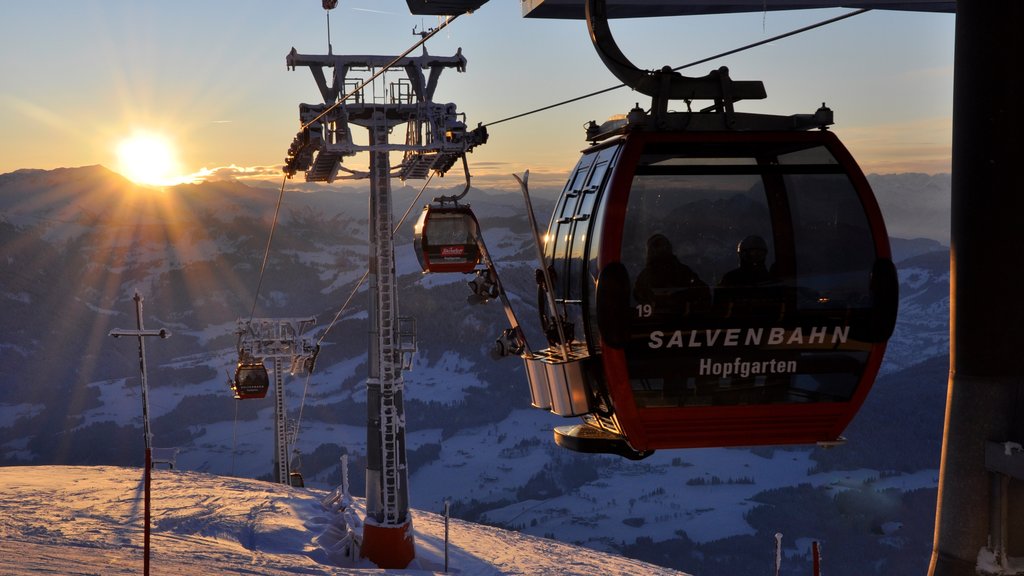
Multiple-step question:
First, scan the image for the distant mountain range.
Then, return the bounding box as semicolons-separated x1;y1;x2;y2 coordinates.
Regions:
0;165;951;575
868;173;951;245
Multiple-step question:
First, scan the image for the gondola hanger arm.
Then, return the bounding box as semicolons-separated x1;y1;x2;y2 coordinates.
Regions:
585;0;766;116
433;155;473;205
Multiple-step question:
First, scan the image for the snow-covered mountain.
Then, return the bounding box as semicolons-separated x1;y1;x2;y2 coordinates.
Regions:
0;166;951;575
0;465;687;575
868;173;951;245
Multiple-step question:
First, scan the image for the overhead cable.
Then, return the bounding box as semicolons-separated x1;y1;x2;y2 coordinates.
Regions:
248;175;288;322
483;8;871;128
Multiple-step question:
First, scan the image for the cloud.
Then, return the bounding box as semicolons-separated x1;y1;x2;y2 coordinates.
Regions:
187;164;283;183
465;169;568;193
450;157;570;192
839;117;952;175
350;7;399;15
184;161;571;198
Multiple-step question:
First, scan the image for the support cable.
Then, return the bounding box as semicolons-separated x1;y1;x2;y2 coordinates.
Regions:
290;171;437;456
248;175;289;322
254;7;856;334
315;169;436;350
482;8;871;128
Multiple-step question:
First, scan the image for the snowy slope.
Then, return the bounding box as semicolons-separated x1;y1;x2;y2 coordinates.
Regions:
0;465;687;576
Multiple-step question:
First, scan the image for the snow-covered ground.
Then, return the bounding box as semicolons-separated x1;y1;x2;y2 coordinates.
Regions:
410;409;940;547
0;465;689;575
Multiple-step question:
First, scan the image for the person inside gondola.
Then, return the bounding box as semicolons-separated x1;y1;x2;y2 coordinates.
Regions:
715;234;784;323
633;234;710;405
713;235;790;403
633;233;711;320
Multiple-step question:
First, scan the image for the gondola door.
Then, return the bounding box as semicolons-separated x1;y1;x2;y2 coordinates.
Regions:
541;144;619;352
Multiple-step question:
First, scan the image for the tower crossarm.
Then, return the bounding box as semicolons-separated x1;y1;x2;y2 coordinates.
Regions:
286;49;467;104
237;317;317;362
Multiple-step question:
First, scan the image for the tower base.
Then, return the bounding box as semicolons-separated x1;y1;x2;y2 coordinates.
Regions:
361;519;415;569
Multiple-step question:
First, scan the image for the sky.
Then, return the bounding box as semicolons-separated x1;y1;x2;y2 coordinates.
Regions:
0;1;955;190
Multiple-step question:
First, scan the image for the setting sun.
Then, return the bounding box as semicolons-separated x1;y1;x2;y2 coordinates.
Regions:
115;131;184;186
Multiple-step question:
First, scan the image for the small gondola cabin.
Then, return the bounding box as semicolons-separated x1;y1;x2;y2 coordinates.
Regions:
413;204;483;274
232;360;270;400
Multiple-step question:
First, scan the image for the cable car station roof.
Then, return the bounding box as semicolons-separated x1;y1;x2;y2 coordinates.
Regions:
406;0;954;17
519;0;954;18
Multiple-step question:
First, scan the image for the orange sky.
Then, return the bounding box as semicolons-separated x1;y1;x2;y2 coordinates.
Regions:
0;3;954;190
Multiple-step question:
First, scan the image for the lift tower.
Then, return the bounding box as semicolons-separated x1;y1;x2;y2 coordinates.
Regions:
283;27;487;568
235;317;318;484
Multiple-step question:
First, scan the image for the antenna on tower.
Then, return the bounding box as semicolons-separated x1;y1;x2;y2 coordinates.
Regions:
413;24;431;56
323;0;338;55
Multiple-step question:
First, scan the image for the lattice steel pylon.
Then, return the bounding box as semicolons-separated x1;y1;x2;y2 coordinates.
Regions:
236;317;318;484
283;27;487;569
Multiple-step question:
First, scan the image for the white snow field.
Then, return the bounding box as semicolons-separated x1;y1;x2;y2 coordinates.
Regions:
0;465;689;575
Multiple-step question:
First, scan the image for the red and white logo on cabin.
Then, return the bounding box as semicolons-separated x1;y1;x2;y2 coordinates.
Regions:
440;245;465;258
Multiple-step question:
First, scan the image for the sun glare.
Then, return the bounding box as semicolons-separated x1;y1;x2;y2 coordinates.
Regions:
115;132;184;186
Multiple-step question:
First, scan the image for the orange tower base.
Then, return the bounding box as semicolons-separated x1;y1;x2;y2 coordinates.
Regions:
361;520;415;569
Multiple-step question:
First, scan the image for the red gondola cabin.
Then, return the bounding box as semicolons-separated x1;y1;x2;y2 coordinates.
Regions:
413;204;483;274
231;360;270;400
531;128;898;458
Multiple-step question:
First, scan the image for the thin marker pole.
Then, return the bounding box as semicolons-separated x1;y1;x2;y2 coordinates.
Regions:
109;292;171;576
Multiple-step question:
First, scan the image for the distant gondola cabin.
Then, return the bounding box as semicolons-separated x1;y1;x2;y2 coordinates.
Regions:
232;360;270;400
413;204;482;273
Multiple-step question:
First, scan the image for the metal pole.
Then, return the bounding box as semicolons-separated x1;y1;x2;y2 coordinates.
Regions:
774;532;782;576
812;540;821;576
136;294;151;576
109;291;171;576
143;446;151;576
341;453;350;502
131;292;152;576
133;293;153;454
930;1;1024;574
365;127;386;522
359;116;415;569
444;499;450;573
274;356;289;484
284;38;481;570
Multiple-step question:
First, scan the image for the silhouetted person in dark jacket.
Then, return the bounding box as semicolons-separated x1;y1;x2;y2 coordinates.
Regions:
716;235;783;322
634;233;710;318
